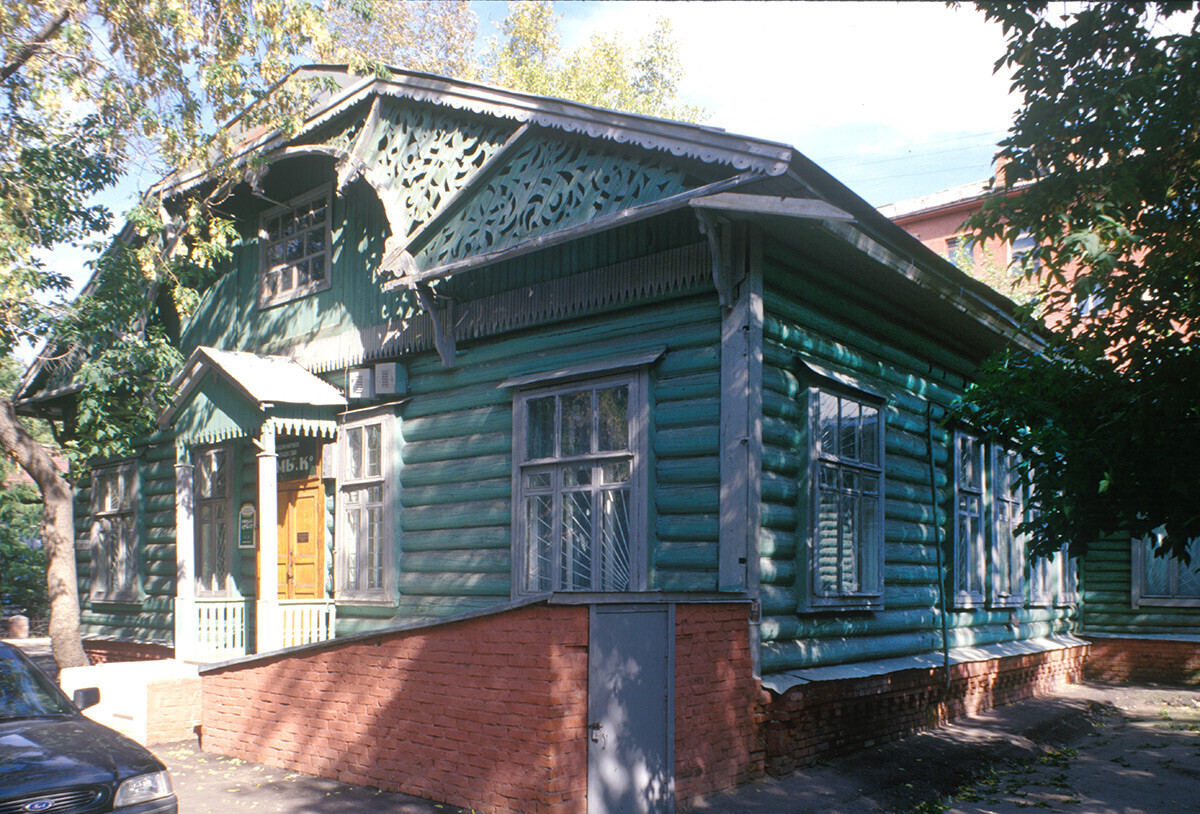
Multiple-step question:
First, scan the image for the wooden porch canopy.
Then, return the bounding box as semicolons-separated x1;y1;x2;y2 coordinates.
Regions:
160;347;347;449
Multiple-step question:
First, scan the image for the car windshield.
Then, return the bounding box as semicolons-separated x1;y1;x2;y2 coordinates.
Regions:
0;649;74;720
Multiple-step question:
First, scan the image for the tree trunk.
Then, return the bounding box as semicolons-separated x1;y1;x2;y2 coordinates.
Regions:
0;397;88;669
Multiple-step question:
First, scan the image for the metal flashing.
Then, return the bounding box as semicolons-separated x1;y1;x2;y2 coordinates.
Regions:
498;347;666;389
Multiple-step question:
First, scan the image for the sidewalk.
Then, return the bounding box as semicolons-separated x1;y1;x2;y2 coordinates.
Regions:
155;681;1199;813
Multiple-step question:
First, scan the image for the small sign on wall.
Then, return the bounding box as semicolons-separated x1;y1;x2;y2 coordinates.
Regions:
276;436;318;480
238;503;257;549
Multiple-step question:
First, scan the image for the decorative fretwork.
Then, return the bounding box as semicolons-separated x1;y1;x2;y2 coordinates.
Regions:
413;137;691;270
360;101;513;239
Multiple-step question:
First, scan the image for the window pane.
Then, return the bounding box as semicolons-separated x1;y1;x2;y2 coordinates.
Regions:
310;254;326;282
346;428;362;479
525;494;554;593
346;507;361;590
295;259;310;287
561;490;593;590
858;404;878;465
525;471;552;490
602;461;630;484
286;236;303;262
819;391;839;456
365;424;382;478
815;488;840;596
526;396;555;459
596;386;629;451
599;488;630;591
367;506;382;590
563;466;591;487
560;390;591;456
840;399;859;461
307;228;325;256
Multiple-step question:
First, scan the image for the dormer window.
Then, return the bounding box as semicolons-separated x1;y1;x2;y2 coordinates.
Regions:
259;186;331;307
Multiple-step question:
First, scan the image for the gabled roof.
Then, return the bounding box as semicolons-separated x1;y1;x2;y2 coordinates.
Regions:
161;347;346;427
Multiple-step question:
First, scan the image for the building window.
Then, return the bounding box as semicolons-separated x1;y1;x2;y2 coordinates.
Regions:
514;374;647;594
336;412;393;601
1134;535;1200;608
809;388;884;608
195;447;233;596
953;432;986;606
1010;230;1039;273
991;448;1026;607
259;187;331;307
90;461;138;602
945;235;973;267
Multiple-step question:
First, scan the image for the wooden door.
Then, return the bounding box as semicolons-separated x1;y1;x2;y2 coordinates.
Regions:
277;478;325;599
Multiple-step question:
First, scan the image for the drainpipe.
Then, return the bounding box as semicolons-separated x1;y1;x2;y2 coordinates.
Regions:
926;403;952;692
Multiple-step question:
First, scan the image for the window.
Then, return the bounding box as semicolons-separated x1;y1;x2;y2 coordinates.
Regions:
953;432;986;606
514;374;646;594
336;412;393;601
1134;535;1200;608
195;447;233;596
259;187;331;307
945;235;973;267
990;448;1026;607
1010;230;1039;273
1030;546;1078;607
809;388;884;608
90;461;138;602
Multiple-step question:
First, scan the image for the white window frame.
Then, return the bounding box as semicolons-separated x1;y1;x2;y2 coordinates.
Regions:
258;185;332;308
90;461;139;603
194;446;235;597
953;431;987;607
511;371;649;596
1059;545;1079;607
335;409;395;603
990;448;1026;608
806;386;885;610
1133;535;1200;608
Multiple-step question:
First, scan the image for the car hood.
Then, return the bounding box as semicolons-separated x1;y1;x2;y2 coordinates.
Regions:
0;715;164;798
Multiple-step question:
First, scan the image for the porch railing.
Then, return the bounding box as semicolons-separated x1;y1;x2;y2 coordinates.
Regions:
192;598;249;660
279;600;337;649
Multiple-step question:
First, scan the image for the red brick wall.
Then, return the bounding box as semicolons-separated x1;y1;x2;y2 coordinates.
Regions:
146;677;201;745
201;605;589;814
84;640;173;664
1085;637;1200;685
674;604;766;803
764;644;1088;775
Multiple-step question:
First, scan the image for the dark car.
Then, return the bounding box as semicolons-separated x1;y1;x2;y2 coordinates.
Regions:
0;642;177;813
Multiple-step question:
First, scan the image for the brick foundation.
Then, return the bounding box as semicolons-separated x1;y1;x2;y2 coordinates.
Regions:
1084;637;1200;685
674;604;766;803
202;604;591;814
763;644;1088;775
84;640;174;664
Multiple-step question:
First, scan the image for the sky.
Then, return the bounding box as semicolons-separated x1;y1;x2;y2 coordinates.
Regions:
476;0;1019;207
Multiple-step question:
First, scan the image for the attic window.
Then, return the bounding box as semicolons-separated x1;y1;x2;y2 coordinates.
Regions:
259;186;332;308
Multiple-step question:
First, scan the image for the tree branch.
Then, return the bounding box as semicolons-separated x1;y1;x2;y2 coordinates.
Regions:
0;7;74;84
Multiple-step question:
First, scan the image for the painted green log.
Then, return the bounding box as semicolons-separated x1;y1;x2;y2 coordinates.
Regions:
402;406;510;442
762;416;801;451
1079;611;1200;628
886;498;946;526
656;515;718;541
402;479;510;508
655;375;720;403
888;541;941;566
401;500;509;530
655;485;719;514
401;550;509;573
760;630;943;673
762;319;964;411
762;473;798;506
654;427;719;458
392;596;498;620
762;388;805;422
398;572;509;596
655;344;721;378
882;584;940;609
402;432;510;465
761;607;938;643
887;520;948;547
402;455;511;488
657;457;719;484
761;447;803;477
884;562;940;585
760;503;799;532
758;559;797;586
401;381;510;420
655;541;718;570
655;571;718;591
759;585;798;616
760;529;796;559
657;397;719;430
763;254;977;376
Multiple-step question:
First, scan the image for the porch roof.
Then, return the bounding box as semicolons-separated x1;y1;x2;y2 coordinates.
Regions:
161;347;347;448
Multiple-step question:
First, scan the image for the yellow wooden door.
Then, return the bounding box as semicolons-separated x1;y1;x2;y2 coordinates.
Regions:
277;478;324;600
